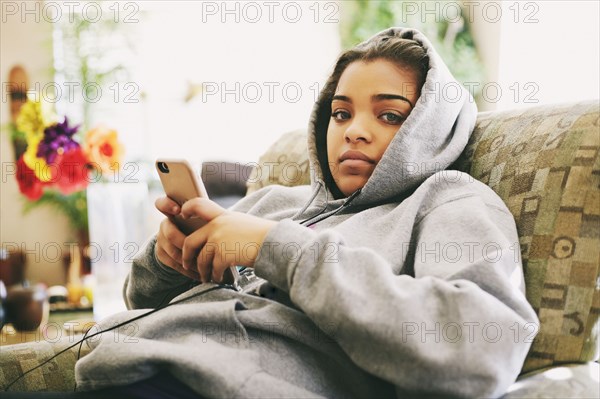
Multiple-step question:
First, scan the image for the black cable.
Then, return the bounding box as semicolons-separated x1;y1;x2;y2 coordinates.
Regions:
73;323;94;392
3;284;235;392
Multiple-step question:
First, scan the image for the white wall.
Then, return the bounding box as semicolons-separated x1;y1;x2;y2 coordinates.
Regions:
496;0;599;110
469;1;502;111
471;0;599;111
125;1;341;164
1;0;70;286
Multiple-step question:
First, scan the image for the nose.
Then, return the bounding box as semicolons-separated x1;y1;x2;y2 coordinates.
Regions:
344;117;372;144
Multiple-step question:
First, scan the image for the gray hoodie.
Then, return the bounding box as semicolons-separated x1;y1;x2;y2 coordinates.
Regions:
75;28;538;398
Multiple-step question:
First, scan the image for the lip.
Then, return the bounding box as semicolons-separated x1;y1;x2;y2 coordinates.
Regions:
339;150;375;164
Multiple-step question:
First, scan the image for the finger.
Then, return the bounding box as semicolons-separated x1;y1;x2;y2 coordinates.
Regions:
161;218;185;250
159;228;183;264
155;196;181;216
155;243;171;267
156;245;200;281
175;263;201;281
156;228;181;266
211;262;231;284
155;244;178;270
210;248;231;283
197;242;216;284
181;197;225;222
181;227;208;271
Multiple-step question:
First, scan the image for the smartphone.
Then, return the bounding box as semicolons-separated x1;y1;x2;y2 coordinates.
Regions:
156;159;208;235
155;159;239;286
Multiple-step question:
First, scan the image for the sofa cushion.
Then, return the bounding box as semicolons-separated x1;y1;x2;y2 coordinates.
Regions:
0;336;91;392
246;129;311;194
453;100;600;372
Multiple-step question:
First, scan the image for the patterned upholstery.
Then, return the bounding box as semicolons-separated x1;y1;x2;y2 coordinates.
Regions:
0;336;91;392
248;100;600;374
453;100;600;372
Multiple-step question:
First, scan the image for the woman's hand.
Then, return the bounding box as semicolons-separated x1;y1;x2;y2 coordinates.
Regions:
154;196;200;280
180;198;277;283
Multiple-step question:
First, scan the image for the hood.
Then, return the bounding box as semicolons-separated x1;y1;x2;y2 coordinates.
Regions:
306;27;478;208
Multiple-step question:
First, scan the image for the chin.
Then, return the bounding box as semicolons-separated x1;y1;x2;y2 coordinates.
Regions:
337;177;367;196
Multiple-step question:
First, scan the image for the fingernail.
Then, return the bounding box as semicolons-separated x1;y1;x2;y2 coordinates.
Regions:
182;262;188;270
172;205;179;213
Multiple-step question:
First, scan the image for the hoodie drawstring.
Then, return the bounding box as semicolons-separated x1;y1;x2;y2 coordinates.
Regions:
299;188;361;227
291;179;327;221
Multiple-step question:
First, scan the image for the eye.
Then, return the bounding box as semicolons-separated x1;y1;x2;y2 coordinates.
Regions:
378;111;405;125
331;109;351;121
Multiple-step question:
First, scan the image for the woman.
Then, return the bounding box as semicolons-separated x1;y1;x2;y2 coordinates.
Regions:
76;27;538;398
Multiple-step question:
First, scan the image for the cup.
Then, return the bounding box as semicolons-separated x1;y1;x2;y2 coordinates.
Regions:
5;284;48;331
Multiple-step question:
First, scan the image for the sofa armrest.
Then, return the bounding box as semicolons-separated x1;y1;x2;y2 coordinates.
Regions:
0;336;92;392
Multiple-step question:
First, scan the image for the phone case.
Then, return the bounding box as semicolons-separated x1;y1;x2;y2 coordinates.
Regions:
155;159;208;235
155;159;239;287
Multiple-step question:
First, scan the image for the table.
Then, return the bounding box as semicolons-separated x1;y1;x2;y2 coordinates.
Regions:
0;309;95;346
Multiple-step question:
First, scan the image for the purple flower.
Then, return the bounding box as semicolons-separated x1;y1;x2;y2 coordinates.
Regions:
37;117;80;164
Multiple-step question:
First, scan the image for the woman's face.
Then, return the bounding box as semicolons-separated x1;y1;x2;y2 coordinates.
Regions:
327;59;420;197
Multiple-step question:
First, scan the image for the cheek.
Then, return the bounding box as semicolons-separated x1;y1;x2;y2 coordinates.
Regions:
326;121;340;163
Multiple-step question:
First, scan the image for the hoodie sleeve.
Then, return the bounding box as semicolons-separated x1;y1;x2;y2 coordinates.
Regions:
253;194;539;398
123;236;195;310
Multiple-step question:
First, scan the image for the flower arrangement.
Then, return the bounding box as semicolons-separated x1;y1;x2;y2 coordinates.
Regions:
14;98;124;232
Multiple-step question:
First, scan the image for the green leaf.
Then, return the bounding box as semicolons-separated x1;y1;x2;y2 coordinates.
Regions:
22;190;88;232
339;0;485;97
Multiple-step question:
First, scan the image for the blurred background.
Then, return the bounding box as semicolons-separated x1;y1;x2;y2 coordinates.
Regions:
1;1;599;322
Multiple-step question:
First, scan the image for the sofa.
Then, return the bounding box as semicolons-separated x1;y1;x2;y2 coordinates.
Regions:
1;100;598;397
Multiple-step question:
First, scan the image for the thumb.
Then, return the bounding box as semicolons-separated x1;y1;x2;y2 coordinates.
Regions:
181;197;225;222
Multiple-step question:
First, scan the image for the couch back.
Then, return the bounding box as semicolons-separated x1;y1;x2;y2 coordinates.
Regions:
454;100;600;372
247;100;600;373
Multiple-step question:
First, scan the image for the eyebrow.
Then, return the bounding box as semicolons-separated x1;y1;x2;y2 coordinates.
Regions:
332;94;414;109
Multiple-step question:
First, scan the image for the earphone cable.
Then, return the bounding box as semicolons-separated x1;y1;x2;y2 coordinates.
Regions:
3;283;234;392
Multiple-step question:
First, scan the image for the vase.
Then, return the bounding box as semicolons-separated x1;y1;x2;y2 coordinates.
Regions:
86;181;157;320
